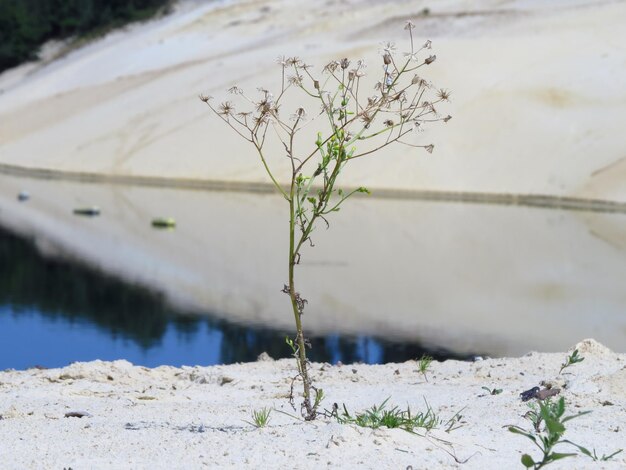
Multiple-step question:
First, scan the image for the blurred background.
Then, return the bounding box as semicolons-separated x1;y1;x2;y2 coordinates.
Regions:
1;0;625;369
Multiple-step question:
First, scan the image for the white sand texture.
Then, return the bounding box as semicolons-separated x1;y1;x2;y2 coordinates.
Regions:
1;1;626;468
1;339;625;469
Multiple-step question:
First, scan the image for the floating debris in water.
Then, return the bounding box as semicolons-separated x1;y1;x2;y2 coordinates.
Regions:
151;217;176;229
73;206;101;217
17;191;30;202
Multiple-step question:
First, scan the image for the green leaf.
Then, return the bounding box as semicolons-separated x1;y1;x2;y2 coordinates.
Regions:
508;426;537;443
567;441;592;457
541;411;564;435
520;454;535;468
546;452;577;462
561;410;591;423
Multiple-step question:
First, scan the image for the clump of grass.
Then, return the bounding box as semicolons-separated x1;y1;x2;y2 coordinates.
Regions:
245;407;272;428
417;355;433;382
336;398;439;433
559;349;584;375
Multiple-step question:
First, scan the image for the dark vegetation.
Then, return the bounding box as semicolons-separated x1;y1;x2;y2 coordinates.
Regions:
0;0;171;72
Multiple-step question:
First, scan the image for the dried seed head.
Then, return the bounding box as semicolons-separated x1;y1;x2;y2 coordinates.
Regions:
384;119;394;127
424;40;432;49
425;144;434;153
383;53;392;65
340;58;350;70
424;55;436;65
381;41;396;54
290;107;307;121
411;75;420;85
288;74;303;86
276;55;288;67
443;115;452;123
404;20;415;30
313;79;320;90
360;111;373;127
228;85;243;95
218;101;234;116
198;94;212;103
436;88;451;101
324;60;340;73
348;70;355;81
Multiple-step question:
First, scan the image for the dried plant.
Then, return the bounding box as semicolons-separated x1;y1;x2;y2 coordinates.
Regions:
201;22;451;420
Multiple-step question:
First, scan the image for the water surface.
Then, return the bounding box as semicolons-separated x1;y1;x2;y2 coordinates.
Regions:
1;173;625;363
0;226;465;370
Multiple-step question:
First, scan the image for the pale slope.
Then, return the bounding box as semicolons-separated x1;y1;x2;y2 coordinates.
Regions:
1;0;625;201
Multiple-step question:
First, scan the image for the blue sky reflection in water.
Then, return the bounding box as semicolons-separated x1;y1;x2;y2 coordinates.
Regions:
0;307;225;369
0;226;462;370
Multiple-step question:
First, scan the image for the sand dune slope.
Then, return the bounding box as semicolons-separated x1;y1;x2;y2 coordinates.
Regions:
1;0;626;201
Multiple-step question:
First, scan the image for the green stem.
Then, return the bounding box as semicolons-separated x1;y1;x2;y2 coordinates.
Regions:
288;179;314;420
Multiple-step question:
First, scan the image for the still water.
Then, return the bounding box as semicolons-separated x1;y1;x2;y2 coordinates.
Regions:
1;173;625;366
0;226;466;370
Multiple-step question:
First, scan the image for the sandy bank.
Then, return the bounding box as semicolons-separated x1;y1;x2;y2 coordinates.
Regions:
0;339;624;469
1;0;626;201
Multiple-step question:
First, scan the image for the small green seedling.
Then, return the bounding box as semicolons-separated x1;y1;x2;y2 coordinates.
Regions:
245;407;272;428
508;397;590;469
336;398;439;433
418;355;433;382
565;443;623;462
481;386;503;395
444;406;466;433
559;349;584;375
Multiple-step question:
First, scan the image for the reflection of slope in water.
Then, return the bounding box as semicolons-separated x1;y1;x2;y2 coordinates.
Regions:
0;225;469;370
0;173;625;357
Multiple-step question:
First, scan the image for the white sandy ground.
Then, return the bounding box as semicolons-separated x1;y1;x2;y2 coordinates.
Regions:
0;339;624;469
1;0;626;201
